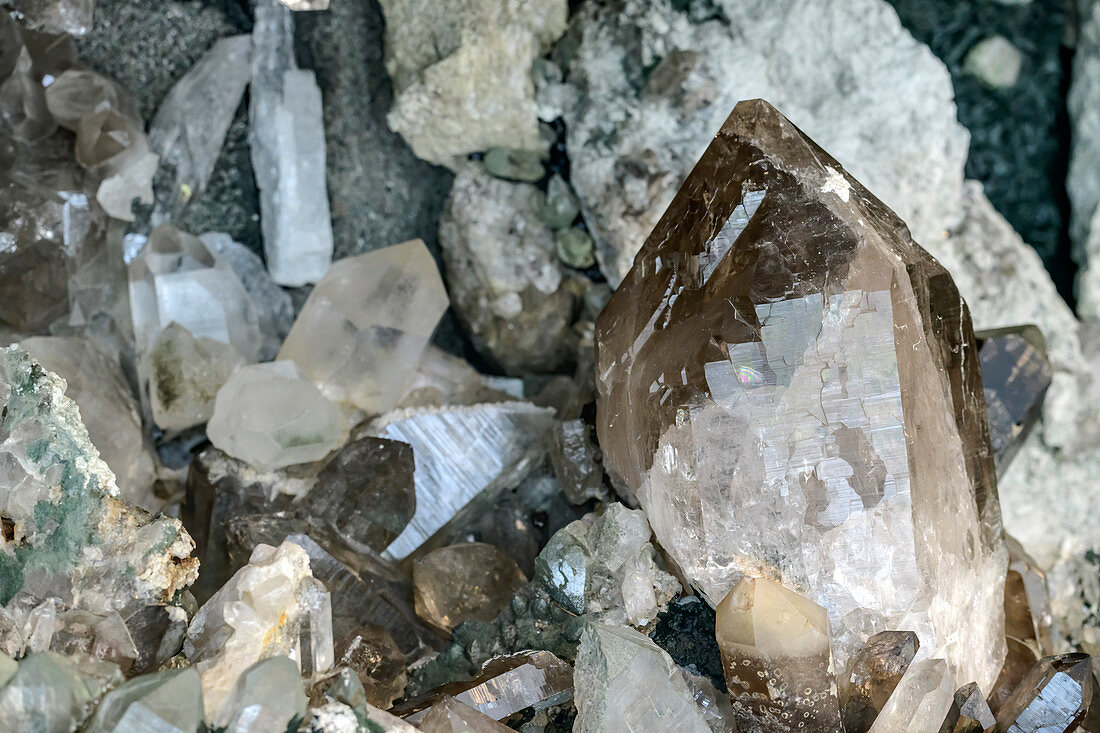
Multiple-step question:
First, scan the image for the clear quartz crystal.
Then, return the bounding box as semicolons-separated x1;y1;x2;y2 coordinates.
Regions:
250;0;334;286
419;696;515;732
146;322;247;432
206;361;347;471
413;543;527;633
214;655;308;732
867;658;954;733
84;667;204;733
278;239;448;412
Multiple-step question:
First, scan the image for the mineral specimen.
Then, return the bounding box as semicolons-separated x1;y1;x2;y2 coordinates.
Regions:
6;0;95;36
206;361;346;471
1;23;77;143
413;543;527;633
214;655;307;732
148;35;251;227
977;328;1052;474
995;653;1093;732
184;540;331;718
939;681;996;733
85;667;203;733
439;164;578;374
549;419;607;505
0;345;197;618
335;625;407;708
716;576;841;731
368;401;554;560
840;630;919;733
146;322;247;432
867;658;953;733
401;650;572;724
399;345;524;409
535;502;679;628
1005;534;1054;658
250;0;334;286
43;69;137;132
0;651;113;732
595;99;1007;692
279;0;329;9
573;622;710;733
278;239;448;413
419;696;515;733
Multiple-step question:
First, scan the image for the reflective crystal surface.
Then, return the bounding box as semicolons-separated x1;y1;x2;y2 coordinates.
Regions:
716;576;841;731
413;543;527;633
85;667;203;733
939;681;996;733
278;239;448;413
840;630;919;733
335;625;407;709
595;99;1007;691
419;696;515;732
867;658;954;733
0;651;106;732
550;418;607;505
206;361;346;471
995;653;1093;733
573;622;709;733
1004;535;1054;658
214;655;307;732
6;0;95;36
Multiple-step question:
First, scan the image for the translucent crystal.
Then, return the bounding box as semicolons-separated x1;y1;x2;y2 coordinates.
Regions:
250;0;333;286
367;401;555;560
43;69;137;132
206;361;346;471
6;0;94;35
128;225;262;366
279;0;329;8
0;25;77;142
400;650;572;724
20;335;158;510
297;576;335;678
50;608;138;673
573;622;709;733
595;99;1007;692
716;576;841;731
991;638;1042;717
214;655;307;732
419;696;515;732
278;239;448;412
549;419;607;504
85;667;204;733
535;502;679;628
995;653;1093;733
413;543;527;633
977;327;1052;474
398;345;523;409
148;36;251;226
840;630;919;733
74;107;158;222
1005;534;1054;658
0;346;197;618
184;540;322;718
0;652;103;732
146;322;247;431
867;659;954;733
335;625;407;708
940;682;996;733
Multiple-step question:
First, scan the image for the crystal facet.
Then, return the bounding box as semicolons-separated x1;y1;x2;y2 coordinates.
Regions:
995;653;1093;733
419;696;515;732
85;667;204;733
939;681;996;733
413;543;527;633
840;630;919;733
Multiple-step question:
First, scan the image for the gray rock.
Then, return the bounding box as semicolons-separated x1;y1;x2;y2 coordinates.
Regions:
560;0;970;285
380;0;568;168
439;163;580;375
1070;0;1100;318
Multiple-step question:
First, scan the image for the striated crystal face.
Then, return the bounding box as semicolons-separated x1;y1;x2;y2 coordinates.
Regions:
595;99;1007;692
995;653;1093;733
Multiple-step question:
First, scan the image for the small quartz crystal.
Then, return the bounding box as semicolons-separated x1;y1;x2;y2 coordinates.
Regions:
550;419;607;504
6;0;95;35
335;625;407;709
995;653;1093;733
206;361;346;471
840;630;920;733
278;239;448;413
0;651;111;732
716;576;842;731
146;322;247;432
939;681;996;733
413;543;527;633
977;327;1052;474
868;659;954;733
214;655;308;732
84;667;204;733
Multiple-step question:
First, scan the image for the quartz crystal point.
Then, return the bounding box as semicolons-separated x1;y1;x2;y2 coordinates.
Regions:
573;622;710;733
550;419;607;505
715;576;842;731
335;625;407;708
148;36;251;227
206;361;346;471
995;653;1093;733
0;346;197;616
976;327;1051;475
128;225;261;365
20;335;158;510
278;239;448;413
400;650;573;724
840;630;920;733
419;696;515;732
413;543;527;633
214;655;308;732
0;651;111;732
146;322;247;432
368;402;555;560
6;0;94;35
867;658;954;733
594;99;1008;691
1;24;77;142
183;540;332;718
250;0;334;286
85;667;204;733
534;502;680;628
1005;534;1054;658
939;681;996;733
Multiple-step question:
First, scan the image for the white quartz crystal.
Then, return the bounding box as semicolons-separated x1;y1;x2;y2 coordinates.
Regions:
146;323;247;432
278;239;448;413
215;655;307;732
867;658;954;733
207;361;347;471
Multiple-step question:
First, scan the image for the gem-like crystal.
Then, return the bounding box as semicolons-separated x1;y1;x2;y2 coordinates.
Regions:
419;696;515;732
595;99;1007;691
335;625;407;709
214;655;308;732
995;653;1093;733
413;543;527;633
146;322;247;432
939;681;996;733
868;658;954;733
840;630;919;733
977;327;1052;474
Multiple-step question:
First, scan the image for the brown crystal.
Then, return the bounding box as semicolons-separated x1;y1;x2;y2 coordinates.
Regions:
336;625;407;709
840;630;920;732
995;653;1093;732
1005;533;1054;657
413;542;527;633
939;681;996;733
990;637;1042;716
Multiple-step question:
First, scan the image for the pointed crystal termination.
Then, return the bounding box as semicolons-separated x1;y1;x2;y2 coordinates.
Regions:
594;98;1008;692
868;658;954;733
413;543;527;633
278;239;448;413
419;696;515;732
840;630;919;733
0;346;197;617
148;35;251;227
399;650;573;724
995;653;1093;732
939;681;996;733
250;0;333;286
572;622;710;733
715;576;841;731
976;327;1052;475
1004;534;1054;658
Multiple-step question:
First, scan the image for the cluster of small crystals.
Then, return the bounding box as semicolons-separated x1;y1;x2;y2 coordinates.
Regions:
0;0;1095;729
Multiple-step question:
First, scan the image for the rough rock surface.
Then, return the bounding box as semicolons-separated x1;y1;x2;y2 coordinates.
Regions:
380;0;567;168
1070;0;1100;318
559;0;969;285
439;164;579;375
